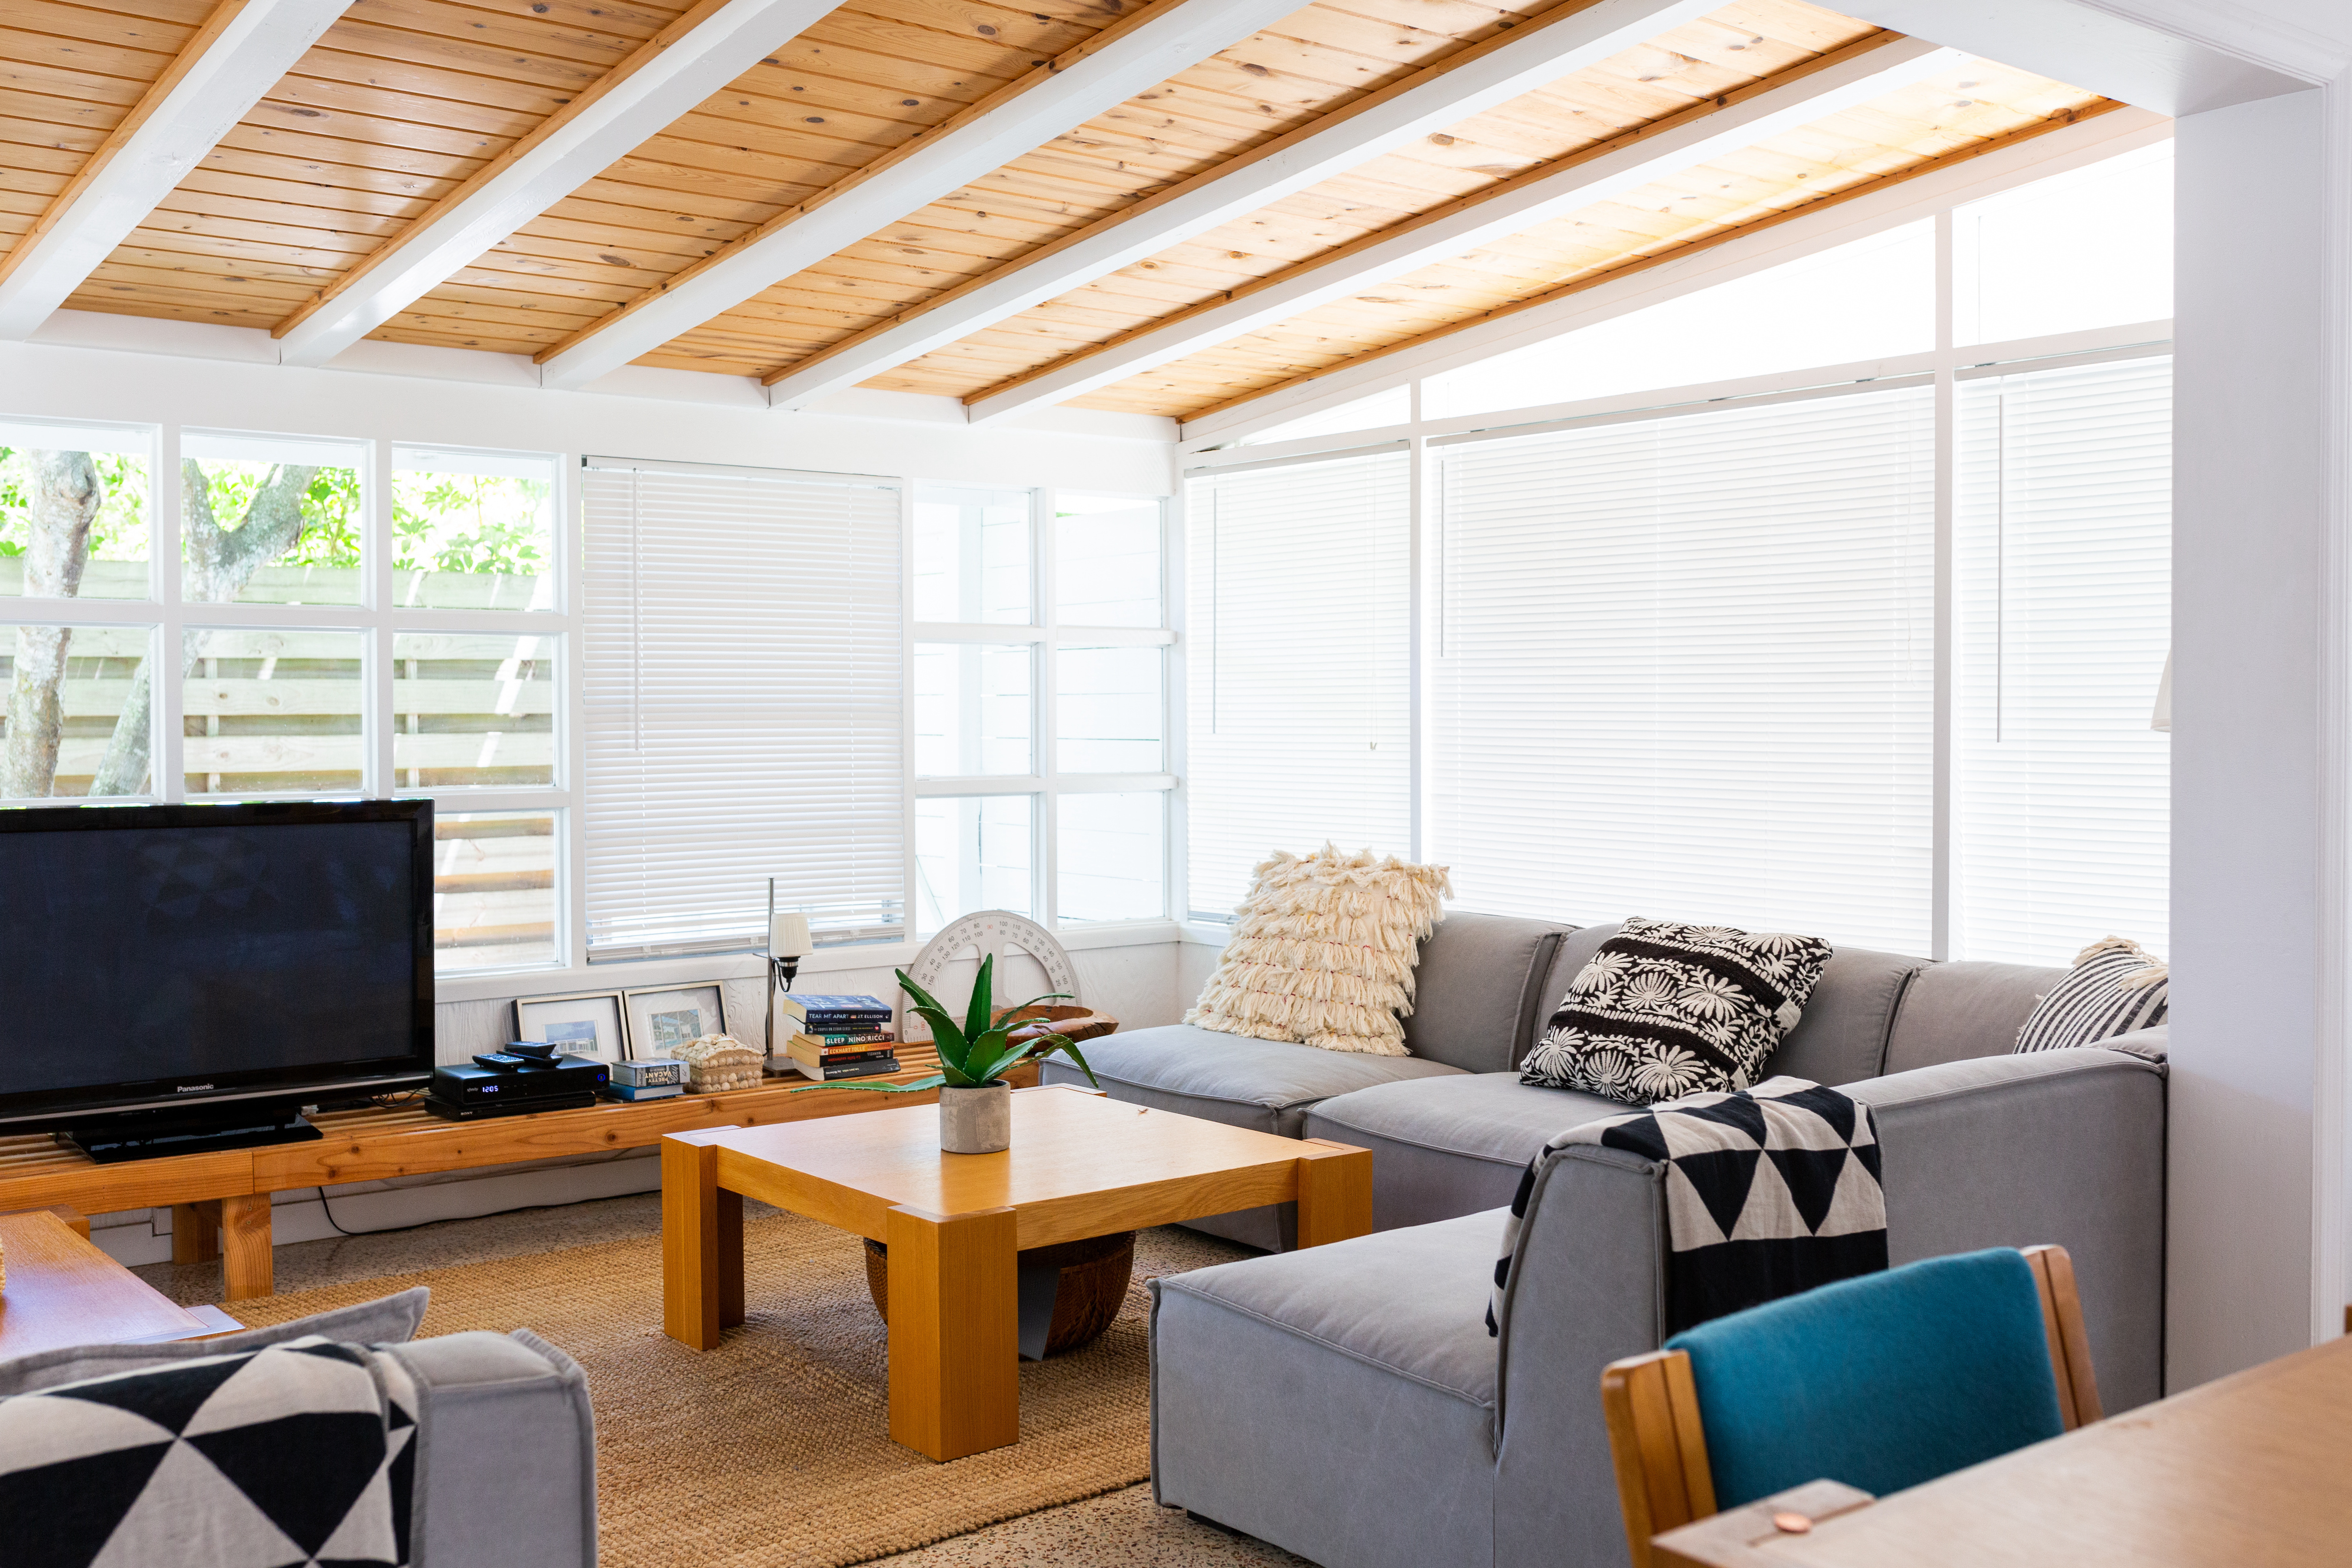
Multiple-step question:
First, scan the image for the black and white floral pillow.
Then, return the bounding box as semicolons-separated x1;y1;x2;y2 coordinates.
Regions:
1520;917;1834;1104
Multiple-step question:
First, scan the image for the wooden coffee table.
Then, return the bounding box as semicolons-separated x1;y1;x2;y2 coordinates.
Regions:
660;1084;1373;1460
0;1209;221;1358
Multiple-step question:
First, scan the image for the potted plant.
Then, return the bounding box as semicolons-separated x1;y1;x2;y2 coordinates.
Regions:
776;955;1100;1151
897;955;1100;1153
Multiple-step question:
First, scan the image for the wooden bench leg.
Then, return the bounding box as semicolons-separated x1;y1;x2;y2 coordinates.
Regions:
172;1200;222;1265
886;1203;1019;1462
221;1194;273;1299
1295;1139;1374;1248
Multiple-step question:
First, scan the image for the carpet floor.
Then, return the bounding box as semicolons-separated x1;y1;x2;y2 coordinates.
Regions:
203;1199;1307;1567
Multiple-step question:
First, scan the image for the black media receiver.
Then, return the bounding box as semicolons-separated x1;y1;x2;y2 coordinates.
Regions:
428;1055;610;1119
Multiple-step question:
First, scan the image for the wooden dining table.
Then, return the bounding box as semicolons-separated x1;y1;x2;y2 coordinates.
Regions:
1653;1332;2352;1567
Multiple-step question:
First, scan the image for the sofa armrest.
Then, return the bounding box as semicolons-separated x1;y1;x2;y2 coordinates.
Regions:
390;1329;598;1568
1850;1047;2167;1411
1491;1143;1671;1568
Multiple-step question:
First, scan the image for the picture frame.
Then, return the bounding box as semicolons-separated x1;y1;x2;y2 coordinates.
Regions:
512;990;630;1064
622;984;729;1060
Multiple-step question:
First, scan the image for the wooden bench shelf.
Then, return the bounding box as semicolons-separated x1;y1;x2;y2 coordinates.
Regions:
0;1047;1013;1302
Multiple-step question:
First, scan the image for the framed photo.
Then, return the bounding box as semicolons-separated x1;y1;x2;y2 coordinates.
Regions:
513;990;629;1064
623;984;728;1059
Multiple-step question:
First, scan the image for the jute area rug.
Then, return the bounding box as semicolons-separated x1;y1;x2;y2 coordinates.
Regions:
230;1208;1239;1568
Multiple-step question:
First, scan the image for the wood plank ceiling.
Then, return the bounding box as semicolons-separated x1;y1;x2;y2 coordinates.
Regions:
0;0;2116;422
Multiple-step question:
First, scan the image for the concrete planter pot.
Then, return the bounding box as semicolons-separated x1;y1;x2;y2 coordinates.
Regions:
939;1082;1012;1154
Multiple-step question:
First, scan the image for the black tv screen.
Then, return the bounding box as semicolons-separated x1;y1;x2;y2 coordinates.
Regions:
0;801;434;1128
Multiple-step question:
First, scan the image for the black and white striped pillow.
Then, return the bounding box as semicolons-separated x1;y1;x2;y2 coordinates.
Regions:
2015;938;2169;1052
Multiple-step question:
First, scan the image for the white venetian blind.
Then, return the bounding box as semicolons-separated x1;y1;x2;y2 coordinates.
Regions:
1953;356;2171;964
581;459;903;958
1432;385;1936;952
1184;447;1411;920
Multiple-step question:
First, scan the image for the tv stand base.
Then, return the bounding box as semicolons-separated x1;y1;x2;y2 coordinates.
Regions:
62;1110;323;1165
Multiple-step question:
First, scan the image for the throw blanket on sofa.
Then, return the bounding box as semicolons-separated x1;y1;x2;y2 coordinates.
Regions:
1487;1076;1887;1337
0;1336;419;1568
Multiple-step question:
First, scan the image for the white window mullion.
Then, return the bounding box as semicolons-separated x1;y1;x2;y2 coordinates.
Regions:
155;422;184;805
1038;486;1059;926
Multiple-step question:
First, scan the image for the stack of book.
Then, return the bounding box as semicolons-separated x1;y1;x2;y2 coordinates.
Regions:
778;993;900;1082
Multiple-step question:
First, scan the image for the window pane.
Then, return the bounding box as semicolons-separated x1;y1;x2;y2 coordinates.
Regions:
1057;645;1163;770
914;643;1032;775
1955;142;2172;346
914;484;1031;623
393;447;556;611
1055;493;1162;627
435;809;559;972
184;628;363;796
1238;385;1410;447
182;432;365;606
914;794;1034;935
1423;221;1935;421
1954;357;2170;963
1432;385;1935;952
0;623;152;799
0;420;151;601
1185;449;1411;919
1059;792;1163;924
394;632;556;789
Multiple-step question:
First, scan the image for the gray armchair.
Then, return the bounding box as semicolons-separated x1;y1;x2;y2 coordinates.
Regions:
1148;1045;2165;1568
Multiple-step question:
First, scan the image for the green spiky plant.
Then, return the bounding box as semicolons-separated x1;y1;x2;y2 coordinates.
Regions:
783;953;1100;1094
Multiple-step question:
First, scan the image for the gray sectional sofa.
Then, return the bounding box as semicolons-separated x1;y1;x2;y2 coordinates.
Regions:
1042;913;2168;1568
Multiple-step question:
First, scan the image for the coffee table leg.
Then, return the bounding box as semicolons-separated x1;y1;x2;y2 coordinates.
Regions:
1295;1139;1374;1248
663;1133;739;1349
886;1204;1019;1461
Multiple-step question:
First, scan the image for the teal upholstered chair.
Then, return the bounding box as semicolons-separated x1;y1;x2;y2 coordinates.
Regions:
1598;1245;2102;1568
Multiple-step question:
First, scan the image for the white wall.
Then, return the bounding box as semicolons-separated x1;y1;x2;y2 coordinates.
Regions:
2170;88;2330;1386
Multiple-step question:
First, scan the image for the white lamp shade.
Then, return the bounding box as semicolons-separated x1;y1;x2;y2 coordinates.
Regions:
768;911;812;957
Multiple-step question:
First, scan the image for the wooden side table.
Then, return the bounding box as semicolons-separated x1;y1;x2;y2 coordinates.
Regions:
660;1084;1374;1460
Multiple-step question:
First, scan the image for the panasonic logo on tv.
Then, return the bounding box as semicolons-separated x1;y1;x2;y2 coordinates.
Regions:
176;1083;215;1094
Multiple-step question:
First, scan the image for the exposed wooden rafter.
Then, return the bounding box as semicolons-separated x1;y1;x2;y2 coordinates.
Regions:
272;0;838;368
532;0;1313;391
759;0;1727;411
1180;100;2159;437
962;30;1966;424
0;0;347;341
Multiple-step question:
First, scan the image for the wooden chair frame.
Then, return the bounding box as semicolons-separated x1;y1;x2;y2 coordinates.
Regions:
1598;1244;2102;1568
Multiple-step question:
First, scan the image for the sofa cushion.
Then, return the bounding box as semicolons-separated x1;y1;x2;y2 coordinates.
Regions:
1534;926;1927;1087
1402;912;1576;1074
1521;918;1833;1102
1186;845;1452;1055
1762;944;1931;1086
1305;1073;1629;1231
0;1287;429;1397
2015;938;2169;1053
1883;961;2066;1075
1151;1212;1504;1568
1038;1022;1464;1137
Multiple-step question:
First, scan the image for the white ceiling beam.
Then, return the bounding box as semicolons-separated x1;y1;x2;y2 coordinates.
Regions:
0;0;348;340
533;0;1311;392
274;0;837;368
964;33;1969;426
761;0;1724;411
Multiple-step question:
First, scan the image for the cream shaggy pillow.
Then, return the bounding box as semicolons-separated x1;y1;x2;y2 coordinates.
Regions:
1185;844;1452;1056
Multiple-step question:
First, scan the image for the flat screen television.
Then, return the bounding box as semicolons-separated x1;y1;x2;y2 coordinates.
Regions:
0;800;434;1159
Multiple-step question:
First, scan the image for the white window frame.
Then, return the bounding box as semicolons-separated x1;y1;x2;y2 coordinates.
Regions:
912;485;1178;933
0;425;577;975
1171;146;2176;960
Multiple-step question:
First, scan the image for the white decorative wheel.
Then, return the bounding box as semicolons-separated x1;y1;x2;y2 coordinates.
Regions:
901;910;1080;1042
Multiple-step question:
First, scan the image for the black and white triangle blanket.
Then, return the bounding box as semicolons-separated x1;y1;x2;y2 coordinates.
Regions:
0;1336;420;1568
1487;1076;1887;1337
